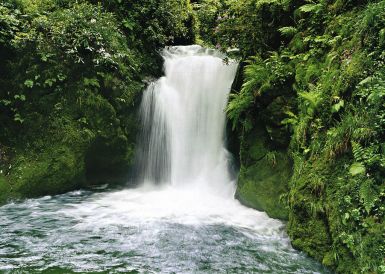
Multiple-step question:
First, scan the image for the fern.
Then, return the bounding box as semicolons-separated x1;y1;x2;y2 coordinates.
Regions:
226;56;268;129
281;110;298;127
309;200;325;218
266;151;277;166
331;99;344;113
352;127;375;142
299;3;323;13
349;162;366;176
359;179;378;213
352;141;365;162
226;92;254;130
278;26;298;37
298;90;322;116
241;57;269;97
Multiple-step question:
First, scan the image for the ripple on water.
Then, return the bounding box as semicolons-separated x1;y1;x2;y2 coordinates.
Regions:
0;188;332;273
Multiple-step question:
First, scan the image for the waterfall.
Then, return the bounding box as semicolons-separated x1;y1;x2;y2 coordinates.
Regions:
0;45;330;274
136;45;238;197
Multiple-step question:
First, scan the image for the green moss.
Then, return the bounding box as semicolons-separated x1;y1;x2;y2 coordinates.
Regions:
236;155;290;220
289;217;331;262
322;251;336;268
236;123;290;220
9;145;85;198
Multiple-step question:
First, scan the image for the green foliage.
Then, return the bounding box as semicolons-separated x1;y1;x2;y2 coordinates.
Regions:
0;0;195;202
90;0;195;65
349;162;365;176
192;0;223;46
298;90;322;116
331;98;344;113
278;26;297;38
226;92;254;130
0;3;20;46
289;3;385;272
360;0;385;49
298;3;323;14
197;0;385;272
194;0;293;57
227;53;294;133
226;57;266;130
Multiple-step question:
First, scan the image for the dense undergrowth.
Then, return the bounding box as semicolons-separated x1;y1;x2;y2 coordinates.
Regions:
1;0;384;272
0;0;194;202
194;0;385;273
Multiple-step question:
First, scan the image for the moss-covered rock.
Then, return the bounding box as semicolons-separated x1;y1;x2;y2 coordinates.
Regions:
9;146;85;198
1;93;141;203
261;96;293;147
1;124;138;203
235;123;291;220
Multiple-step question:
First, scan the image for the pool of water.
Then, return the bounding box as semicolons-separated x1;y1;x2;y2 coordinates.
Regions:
0;186;331;273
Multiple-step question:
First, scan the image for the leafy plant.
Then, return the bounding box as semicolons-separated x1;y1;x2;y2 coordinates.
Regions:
349;162;365;176
278;26;298;38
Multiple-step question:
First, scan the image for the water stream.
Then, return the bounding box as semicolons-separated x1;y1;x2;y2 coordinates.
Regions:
0;46;330;273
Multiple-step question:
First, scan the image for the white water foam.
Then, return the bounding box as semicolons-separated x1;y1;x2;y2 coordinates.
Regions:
62;45;285;237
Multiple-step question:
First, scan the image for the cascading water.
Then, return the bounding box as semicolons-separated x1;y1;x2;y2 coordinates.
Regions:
137;45;237;196
0;46;330;273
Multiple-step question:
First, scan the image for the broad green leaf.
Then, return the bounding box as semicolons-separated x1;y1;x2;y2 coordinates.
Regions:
331;100;344;113
0;99;12;106
14;94;26;101
24;80;34;88
349;162;366;176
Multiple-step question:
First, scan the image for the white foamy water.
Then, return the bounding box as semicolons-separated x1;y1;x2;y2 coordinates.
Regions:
0;46;330;273
136;45;237;195
61;186;284;236
127;45;284;234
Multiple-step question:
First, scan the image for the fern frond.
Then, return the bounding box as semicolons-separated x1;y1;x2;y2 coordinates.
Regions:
352;141;365;162
298;91;322;116
241;58;269;96
299;3;323;13
359;179;379;213
278;26;298;37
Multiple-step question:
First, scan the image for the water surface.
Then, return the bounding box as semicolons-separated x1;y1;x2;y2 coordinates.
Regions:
0;186;330;273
